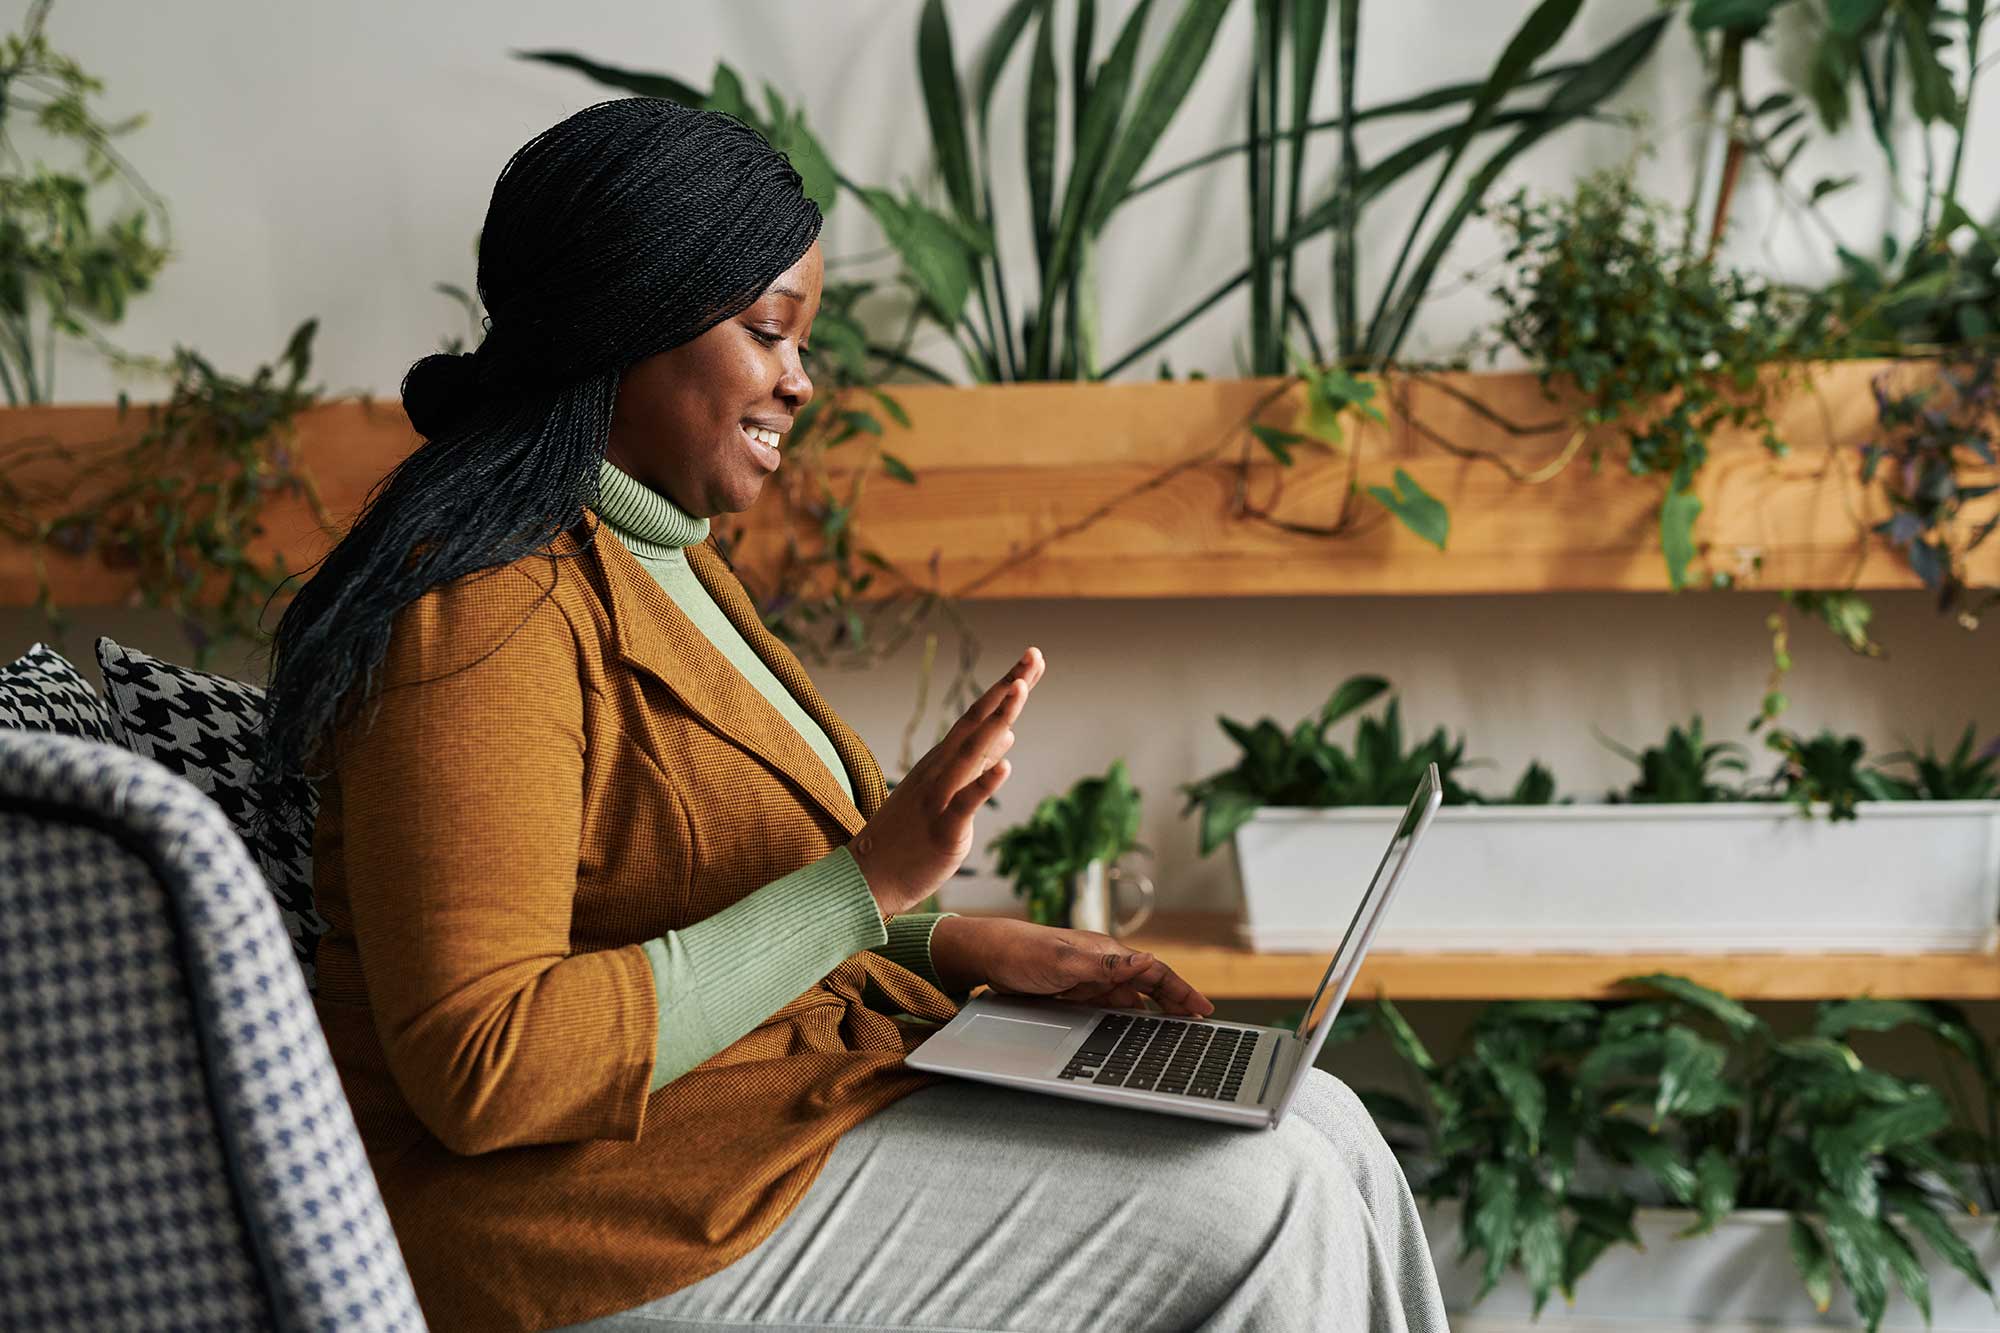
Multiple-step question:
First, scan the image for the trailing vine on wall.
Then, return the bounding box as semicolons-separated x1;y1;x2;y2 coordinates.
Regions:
0;319;328;669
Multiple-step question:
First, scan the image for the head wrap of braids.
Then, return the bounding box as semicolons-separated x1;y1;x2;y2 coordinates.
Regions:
251;97;822;825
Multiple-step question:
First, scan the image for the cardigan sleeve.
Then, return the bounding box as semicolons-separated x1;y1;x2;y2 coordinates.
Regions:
334;563;658;1156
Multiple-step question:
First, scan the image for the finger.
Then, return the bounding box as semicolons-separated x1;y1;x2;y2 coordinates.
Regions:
943;756;1009;821
976;719;1019;774
953;648;1045;739
939;685;1027;795
1126;958;1214;1017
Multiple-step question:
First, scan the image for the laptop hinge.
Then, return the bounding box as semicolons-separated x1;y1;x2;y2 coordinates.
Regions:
1257;1032;1296;1105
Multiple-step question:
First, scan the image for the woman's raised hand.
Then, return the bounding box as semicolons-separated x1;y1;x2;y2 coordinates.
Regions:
849;647;1045;918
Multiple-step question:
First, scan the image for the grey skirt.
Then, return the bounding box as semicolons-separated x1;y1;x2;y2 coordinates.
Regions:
558;1066;1449;1333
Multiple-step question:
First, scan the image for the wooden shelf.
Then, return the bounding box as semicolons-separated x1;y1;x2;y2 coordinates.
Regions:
1117;913;2000;1001
4;361;1992;606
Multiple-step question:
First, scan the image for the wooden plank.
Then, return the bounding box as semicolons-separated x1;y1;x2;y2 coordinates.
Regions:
1120;912;2000;1001
727;361;1996;598
0;398;416;607
2;362;1988;606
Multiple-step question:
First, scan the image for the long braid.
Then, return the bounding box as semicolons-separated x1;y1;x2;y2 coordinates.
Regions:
250;98;821;839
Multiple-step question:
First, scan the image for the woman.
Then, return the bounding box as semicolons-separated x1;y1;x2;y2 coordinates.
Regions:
257;98;1448;1333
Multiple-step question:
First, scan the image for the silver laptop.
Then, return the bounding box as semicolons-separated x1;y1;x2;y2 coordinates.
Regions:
906;765;1443;1128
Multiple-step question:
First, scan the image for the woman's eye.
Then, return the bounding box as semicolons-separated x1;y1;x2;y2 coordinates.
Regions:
750;328;783;346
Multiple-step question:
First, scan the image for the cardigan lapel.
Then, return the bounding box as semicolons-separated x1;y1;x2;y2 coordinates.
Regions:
574;512;878;834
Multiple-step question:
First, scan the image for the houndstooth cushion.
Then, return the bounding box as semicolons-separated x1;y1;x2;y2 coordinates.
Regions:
0;728;425;1332
0;641;118;743
95;636;324;987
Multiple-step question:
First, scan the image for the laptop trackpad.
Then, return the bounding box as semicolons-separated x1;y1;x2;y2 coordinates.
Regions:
962;1013;1074;1069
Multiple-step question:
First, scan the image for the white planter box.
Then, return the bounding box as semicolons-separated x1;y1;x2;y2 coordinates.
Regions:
1420;1199;2000;1330
1232;803;2000;954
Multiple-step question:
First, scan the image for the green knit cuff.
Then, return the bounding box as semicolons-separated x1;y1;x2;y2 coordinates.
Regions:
872;912;959;994
641;844;886;1091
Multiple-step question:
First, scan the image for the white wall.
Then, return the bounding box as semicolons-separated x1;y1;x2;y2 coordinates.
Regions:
8;0;1996;916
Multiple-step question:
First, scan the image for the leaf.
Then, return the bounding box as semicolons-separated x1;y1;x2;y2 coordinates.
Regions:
1688;0;1788;32
514;50;705;105
1810;174;1858;203
1475;1031;1548;1153
1654;1025;1734;1127
1517;1188;1566;1315
1660;485;1702;591
856;187;979;327
1250;423;1301;465
879;452;917;484
1788;1216;1837;1313
1026;2;1059;276
917;0;979;224
761;105;841;217
972;0;1044;135
1883;1184;1995;1301
1878;1217;1932;1326
1197;788;1260;855
1086;0;1235;235
1680;1146;1738;1237
1618;972;1766;1038
869;387;912;429
1027;0;1152;376
1826;0;1888;36
1819;1196;1891;1328
1312;668;1392;732
1471;1161;1523;1293
1367;468;1450;550
1376;995;1437;1074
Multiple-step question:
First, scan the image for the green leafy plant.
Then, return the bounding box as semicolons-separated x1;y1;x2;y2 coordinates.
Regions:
1369;977;1999;1327
1599;716;1749;803
989;759;1144;925
1489;172;1831;589
1762;727;1909;820
0;0;170;404
1179;674;1479;854
1876;725;2000;801
0;320;326;667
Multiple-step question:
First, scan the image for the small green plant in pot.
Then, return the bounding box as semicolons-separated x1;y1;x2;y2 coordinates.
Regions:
1761;727;1909;821
1179;673;1552;856
1599;715;1749;803
989;760;1143;927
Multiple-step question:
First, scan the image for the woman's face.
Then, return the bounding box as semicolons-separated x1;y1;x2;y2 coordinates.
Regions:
604;240;822;517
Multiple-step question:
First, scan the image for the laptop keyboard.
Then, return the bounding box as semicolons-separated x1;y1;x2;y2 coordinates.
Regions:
1056;1014;1256;1101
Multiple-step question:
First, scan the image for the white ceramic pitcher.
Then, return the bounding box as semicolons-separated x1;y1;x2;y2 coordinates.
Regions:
1066;856;1156;939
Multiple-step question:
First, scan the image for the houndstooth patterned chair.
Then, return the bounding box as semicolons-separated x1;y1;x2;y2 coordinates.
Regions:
0;727;425;1332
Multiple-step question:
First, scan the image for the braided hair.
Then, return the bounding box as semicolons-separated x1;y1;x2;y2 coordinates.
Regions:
251;97;822;825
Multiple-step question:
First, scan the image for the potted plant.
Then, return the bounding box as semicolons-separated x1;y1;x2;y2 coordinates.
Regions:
989;759;1152;934
1340;981;2000;1329
1184;676;2000;954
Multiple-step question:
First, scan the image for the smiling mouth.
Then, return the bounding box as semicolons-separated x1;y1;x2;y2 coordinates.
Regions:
740;424;782;471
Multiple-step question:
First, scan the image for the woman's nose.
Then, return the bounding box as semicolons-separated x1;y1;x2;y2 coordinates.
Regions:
777;358;813;409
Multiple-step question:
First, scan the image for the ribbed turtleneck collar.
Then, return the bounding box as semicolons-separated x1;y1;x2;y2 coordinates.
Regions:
595;459;710;557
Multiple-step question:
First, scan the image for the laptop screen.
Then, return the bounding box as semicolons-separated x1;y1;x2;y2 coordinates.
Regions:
1291;765;1443;1043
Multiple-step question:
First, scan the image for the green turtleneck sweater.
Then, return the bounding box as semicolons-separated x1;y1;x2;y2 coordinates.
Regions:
594;460;955;1092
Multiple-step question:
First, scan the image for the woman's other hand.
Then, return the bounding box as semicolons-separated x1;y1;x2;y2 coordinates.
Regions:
849;647;1045;917
929;917;1214;1017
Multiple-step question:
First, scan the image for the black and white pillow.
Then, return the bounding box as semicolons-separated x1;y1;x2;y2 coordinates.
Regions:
95;636;326;986
0;642;119;744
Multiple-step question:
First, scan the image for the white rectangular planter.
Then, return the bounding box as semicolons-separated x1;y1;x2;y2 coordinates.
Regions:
1232;802;2000;954
1420;1199;2000;1330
